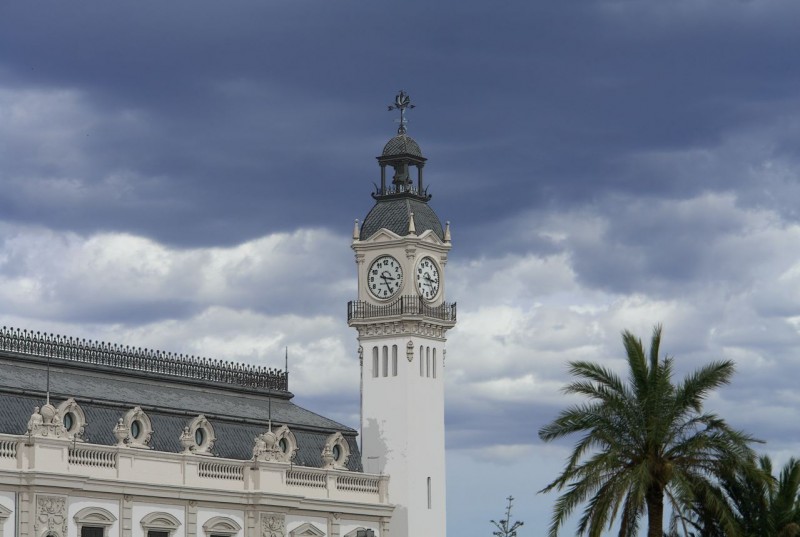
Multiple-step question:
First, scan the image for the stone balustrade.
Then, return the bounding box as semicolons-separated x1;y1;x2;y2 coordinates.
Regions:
0;433;389;504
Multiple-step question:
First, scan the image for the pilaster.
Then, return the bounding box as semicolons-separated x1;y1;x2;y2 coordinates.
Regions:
186;501;198;537
329;513;341;537
122;496;133;537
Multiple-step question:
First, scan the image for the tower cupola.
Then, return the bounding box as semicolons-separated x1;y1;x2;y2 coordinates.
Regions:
360;91;444;241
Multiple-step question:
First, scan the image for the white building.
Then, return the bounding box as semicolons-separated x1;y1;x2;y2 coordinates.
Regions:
0;93;454;537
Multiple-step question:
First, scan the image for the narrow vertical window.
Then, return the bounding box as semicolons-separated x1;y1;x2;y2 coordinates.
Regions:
382;346;389;377
426;347;431;377
420;346;424;376
427;477;432;509
433;348;437;378
372;347;379;378
392;345;398;376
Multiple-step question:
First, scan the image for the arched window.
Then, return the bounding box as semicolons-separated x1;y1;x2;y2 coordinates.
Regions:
392;345;398;376
433;348;437;378
419;346;424;376
372;347;379;378
382;346;388;377
427;476;432;509
426;347;431;378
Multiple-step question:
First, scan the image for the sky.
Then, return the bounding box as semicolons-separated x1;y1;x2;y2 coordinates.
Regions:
3;0;800;534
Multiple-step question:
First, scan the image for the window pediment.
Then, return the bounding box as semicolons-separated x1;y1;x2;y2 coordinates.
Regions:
289;523;324;537
202;516;241;536
73;507;116;527
140;512;180;533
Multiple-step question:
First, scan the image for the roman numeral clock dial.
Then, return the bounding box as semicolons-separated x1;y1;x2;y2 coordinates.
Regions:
368;255;403;299
416;256;440;300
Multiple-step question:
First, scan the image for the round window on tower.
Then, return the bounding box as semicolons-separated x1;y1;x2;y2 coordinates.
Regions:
279;438;288;453
332;444;342;462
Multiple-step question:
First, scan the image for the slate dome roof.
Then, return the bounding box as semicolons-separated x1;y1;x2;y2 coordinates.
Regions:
382;134;423;158
360;197;444;241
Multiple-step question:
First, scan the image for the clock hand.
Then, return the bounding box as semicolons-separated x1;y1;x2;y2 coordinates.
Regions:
380;271;396;292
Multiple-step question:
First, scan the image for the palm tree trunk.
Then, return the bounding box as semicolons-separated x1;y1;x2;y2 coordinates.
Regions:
646;485;664;537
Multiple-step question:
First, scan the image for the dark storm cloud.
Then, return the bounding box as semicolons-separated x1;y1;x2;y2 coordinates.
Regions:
4;1;800;255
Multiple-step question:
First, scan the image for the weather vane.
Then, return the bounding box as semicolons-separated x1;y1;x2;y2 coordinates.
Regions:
388;90;415;134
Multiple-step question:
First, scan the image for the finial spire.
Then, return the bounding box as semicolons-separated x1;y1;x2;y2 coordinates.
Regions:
388;90;415;134
444;221;451;242
46;355;51;405
408;212;416;235
353;219;360;240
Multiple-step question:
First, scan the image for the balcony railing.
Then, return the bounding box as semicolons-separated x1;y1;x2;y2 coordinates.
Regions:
347;295;456;323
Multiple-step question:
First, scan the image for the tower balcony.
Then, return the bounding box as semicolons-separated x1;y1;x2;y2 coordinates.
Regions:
347;295;457;325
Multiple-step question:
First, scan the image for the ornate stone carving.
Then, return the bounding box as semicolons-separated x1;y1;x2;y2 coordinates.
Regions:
260;513;286;537
179;427;194;453
122;407;153;449
321;432;350;470
35;495;67;537
113;419;128;446
356;321;450;340
56;398;86;441
253;425;296;463
26;405;68;439
406;340;414;362
185;415;215;455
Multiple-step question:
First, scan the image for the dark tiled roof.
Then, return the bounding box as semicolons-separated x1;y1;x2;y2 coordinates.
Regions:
382;134;423;158
360;197;444;241
0;355;362;471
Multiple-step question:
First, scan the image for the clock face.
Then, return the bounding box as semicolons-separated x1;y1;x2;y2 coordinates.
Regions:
416;256;440;300
368;255;403;299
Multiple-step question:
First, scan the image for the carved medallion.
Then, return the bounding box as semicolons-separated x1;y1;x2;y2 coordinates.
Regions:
35;495;67;537
260;512;286;537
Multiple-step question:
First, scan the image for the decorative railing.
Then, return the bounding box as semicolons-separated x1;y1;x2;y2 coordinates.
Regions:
0;326;287;391
68;446;117;468
336;475;380;494
0;440;17;459
286;469;327;489
198;460;244;481
347;296;456;323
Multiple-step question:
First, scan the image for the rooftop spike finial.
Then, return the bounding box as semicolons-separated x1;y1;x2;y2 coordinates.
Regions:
45;355;51;405
444;221;451;242
408;212;417;235
388;90;415;134
353;219;360;240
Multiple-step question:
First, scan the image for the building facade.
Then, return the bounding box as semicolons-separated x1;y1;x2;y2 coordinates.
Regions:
0;327;392;537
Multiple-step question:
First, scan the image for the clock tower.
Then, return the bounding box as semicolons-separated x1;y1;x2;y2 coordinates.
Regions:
348;92;456;537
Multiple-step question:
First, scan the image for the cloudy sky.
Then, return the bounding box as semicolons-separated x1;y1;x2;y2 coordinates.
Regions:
3;0;800;534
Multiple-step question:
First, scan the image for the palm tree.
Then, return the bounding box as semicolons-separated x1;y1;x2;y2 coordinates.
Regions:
670;455;800;537
538;325;757;537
